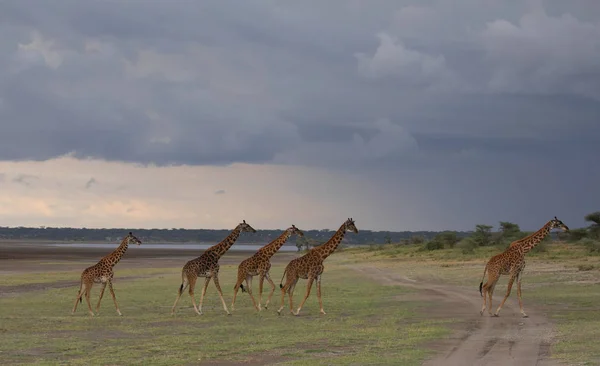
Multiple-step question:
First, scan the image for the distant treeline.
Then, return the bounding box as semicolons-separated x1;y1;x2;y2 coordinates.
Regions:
0;226;472;245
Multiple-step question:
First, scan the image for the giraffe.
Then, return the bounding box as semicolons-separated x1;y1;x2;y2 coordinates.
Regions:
231;225;304;312
171;220;257;315
71;232;142;317
277;218;358;316
479;216;569;318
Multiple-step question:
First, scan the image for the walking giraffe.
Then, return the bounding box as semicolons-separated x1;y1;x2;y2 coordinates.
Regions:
231;225;304;312
277;218;358;316
71;232;142;316
479;216;569;317
171;220;256;315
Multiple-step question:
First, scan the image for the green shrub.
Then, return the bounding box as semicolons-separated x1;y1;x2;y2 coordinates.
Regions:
423;240;445;251
457;238;476;254
580;238;600;254
567;228;588;242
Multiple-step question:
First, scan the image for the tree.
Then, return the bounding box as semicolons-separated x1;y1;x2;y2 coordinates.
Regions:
584;212;600;225
585;212;600;239
472;224;493;247
499;221;520;236
432;231;460;248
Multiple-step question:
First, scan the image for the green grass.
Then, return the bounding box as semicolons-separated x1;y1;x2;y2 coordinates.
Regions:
344;242;600;365
0;263;449;365
0;267;173;286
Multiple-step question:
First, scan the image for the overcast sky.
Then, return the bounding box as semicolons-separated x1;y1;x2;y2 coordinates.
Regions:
0;0;598;232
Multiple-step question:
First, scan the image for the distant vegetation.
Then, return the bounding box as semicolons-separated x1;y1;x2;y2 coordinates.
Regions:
0;226;470;247
2;212;598;253
411;211;600;255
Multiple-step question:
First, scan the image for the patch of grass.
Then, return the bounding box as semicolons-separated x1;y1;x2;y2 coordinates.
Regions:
0;263;450;365
578;264;596;272
0;267;171;286
344;243;600;365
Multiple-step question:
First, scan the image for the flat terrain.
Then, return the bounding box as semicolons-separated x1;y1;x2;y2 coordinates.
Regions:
1;242;599;365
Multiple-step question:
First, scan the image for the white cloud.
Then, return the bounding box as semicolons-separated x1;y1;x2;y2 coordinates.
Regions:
17;31;63;69
355;32;464;92
480;5;600;100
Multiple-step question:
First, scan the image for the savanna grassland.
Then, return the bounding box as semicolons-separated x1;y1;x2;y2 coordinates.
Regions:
0;248;448;366
2;234;600;365
343;241;600;366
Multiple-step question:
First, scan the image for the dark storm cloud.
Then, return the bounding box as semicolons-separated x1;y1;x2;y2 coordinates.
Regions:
0;0;599;229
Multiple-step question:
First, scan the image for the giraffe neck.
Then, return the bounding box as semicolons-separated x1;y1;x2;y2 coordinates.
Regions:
257;230;292;259
100;237;130;267
207;227;242;259
312;224;347;261
510;222;552;254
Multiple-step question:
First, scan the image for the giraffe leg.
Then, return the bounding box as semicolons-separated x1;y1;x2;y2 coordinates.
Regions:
516;272;528;318
171;278;188;315
108;281;122;316
231;270;247;311
95;282;107;314
288;280;298;315
244;275;259;311
316;275;326;315
295;276;315;316
212;275;231;315
494;275;516;317
488;282;497;316
277;277;293;315
72;282;85;314
480;281;488;316
84;284;95;317
258;274;266;311
195;277;209;315
264;272;277;309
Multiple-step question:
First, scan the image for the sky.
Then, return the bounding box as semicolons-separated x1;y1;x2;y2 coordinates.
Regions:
0;0;598;232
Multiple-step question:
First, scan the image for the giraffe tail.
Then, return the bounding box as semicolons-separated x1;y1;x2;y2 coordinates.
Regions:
77;279;83;303
240;284;246;293
178;283;184;295
479;264;488;297
279;268;288;289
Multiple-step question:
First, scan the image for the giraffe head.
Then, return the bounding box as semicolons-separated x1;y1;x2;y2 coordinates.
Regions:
286;224;304;237
126;232;143;245
344;218;359;234
549;216;569;232
238;220;257;233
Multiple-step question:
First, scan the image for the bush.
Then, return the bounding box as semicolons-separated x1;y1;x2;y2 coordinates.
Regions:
457;238;476;254
423;240;445;251
579;238;600;254
410;235;425;245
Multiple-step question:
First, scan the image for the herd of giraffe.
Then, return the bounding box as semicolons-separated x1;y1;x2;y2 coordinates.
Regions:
71;216;570;320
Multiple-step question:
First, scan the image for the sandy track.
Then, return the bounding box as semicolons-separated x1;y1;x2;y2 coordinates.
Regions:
355;265;558;366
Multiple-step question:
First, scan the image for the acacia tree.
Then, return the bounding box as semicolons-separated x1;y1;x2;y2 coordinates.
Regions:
585;212;600;239
472;224;493;246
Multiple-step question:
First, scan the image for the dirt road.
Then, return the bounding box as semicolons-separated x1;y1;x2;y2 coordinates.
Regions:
356;265;559;366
